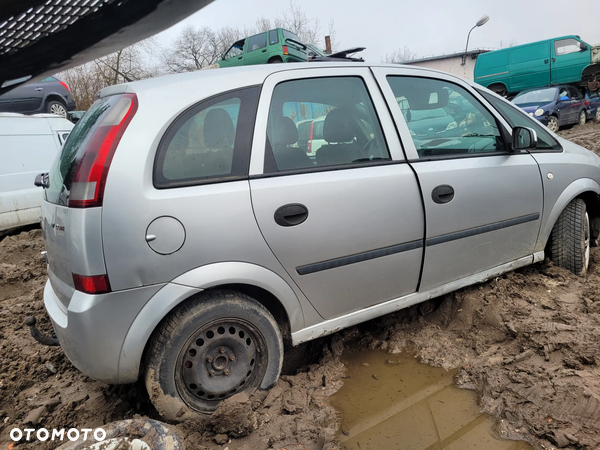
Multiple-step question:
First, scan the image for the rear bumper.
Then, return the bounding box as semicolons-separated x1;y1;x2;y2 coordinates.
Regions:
44;279;163;383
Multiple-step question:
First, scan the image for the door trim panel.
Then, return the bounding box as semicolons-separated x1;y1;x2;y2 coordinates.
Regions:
297;239;423;275
426;212;540;246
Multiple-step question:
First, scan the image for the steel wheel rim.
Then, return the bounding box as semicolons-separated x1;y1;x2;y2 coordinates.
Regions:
176;319;264;409
584;212;590;272
596;110;600;122
50;103;67;116
579;111;586;126
548;117;559;132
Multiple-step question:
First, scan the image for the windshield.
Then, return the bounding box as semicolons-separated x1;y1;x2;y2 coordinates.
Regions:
513;88;557;105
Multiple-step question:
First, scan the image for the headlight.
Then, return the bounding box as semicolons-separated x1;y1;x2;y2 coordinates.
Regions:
446;121;457;130
534;108;544;117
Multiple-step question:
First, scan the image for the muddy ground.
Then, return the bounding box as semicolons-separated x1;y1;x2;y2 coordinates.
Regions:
1;120;600;450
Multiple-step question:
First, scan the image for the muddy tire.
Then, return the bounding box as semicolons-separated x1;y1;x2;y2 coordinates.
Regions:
579;110;587;126
144;290;284;420
595;109;600;122
547;115;559;132
550;198;590;275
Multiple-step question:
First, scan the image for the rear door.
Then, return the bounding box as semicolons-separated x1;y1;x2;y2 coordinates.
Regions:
244;33;268;66
372;67;544;291
249;68;425;320
552;38;590;84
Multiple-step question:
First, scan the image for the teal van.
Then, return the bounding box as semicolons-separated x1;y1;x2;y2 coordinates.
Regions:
474;35;600;96
218;28;320;68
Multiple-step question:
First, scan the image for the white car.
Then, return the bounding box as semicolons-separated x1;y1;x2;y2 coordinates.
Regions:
0;113;73;233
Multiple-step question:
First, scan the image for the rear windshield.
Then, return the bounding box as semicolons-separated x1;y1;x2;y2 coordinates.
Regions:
45;95;120;205
282;30;301;42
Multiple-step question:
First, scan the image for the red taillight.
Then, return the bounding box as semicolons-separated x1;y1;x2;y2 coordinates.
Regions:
307;122;314;154
68;94;138;208
73;273;111;294
59;81;71;92
282;45;289;55
586;99;590;106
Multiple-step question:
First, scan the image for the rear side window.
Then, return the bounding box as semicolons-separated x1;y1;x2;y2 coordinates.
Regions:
477;89;562;151
154;87;260;188
264;77;391;172
269;30;279;45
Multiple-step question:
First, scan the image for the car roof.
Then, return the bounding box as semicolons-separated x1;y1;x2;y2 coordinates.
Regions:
100;62;472;98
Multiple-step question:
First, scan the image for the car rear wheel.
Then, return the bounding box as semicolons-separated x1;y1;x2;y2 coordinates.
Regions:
547;115;559;132
144;290;284;420
550;198;590;276
268;57;283;63
47;100;67;117
579;110;587;126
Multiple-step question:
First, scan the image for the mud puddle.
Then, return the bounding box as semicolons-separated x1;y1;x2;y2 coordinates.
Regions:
331;350;532;450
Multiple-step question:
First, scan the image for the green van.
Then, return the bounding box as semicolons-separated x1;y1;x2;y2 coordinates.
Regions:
218;28;320;68
474;35;600;96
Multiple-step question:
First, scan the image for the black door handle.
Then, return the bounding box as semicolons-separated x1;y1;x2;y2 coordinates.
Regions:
432;185;454;204
544;59;549;64
274;204;309;227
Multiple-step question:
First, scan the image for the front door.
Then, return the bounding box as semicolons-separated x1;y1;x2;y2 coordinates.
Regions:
552;38;590;85
249;68;425;319
373;68;544;290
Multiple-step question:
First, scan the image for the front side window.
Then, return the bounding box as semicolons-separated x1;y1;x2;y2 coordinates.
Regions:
154;87;259;187
387;76;505;158
224;40;244;59
248;33;267;52
555;38;582;56
478;89;562;151
265;77;390;172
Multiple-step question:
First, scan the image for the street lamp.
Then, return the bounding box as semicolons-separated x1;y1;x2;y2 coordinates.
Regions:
461;15;489;65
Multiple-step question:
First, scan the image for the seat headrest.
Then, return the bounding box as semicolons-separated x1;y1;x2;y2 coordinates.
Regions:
323;108;356;143
270;116;298;147
204;108;235;148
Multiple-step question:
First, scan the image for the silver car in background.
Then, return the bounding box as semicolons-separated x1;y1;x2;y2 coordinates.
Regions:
39;63;600;420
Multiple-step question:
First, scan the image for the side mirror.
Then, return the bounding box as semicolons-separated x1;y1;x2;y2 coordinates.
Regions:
560;96;569;101
580;42;588;51
512;127;538;151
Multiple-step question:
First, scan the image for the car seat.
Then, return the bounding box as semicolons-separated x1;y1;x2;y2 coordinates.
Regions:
316;108;363;166
269;116;312;170
184;108;233;177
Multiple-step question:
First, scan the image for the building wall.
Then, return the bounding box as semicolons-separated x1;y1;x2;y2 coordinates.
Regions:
404;55;478;81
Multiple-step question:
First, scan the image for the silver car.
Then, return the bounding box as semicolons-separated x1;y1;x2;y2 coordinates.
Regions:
39;63;600;420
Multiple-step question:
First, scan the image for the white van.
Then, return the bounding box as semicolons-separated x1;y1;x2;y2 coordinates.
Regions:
0;113;73;233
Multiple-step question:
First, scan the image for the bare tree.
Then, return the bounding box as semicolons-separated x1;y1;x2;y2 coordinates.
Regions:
382;46;418;63
58;39;160;110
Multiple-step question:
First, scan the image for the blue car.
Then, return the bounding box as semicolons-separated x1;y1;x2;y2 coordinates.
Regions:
512;85;589;132
586;89;600;122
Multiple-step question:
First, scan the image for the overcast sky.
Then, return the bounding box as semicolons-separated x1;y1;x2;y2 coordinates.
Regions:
154;0;600;62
